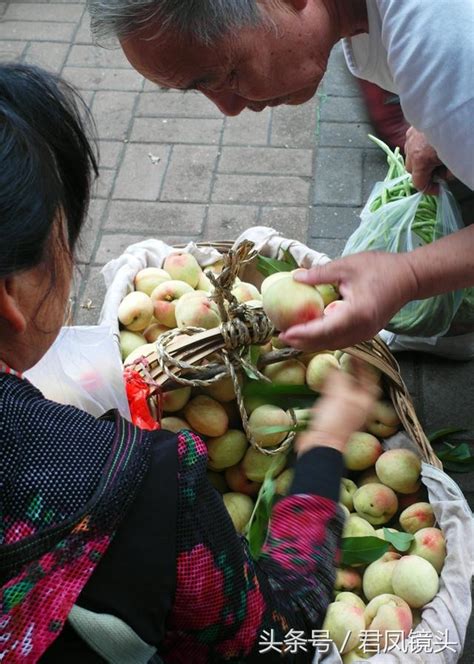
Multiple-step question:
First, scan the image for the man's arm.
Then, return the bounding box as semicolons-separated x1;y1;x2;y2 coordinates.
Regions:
280;225;474;352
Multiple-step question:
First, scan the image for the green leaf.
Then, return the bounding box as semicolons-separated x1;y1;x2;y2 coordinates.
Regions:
245;458;283;559
243;382;315;398
256;255;296;277
383;528;414;552
280;249;299;270
441;459;474;473
341;536;389;566
435;442;474;471
427;427;467;443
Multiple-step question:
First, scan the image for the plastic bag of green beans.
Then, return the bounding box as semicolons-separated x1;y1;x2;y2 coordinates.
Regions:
343;139;465;337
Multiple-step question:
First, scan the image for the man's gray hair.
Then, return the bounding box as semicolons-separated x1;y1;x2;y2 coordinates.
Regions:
87;0;267;44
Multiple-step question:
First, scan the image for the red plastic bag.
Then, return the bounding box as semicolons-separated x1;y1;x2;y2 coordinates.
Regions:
123;367;162;431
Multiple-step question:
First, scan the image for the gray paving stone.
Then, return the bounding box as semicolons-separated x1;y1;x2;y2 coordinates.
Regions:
420;356;474;434
0;21;76;42
318;95;369;123
270;102;317;148
393;352;418;396
113;143;171;200
4;3;83;22
67;43;130;69
362;148;388;200
62;65;143;91
92;168;115;199
97;141;123;170
74;13;93;44
161;145;218;203
91;91;138;140
23;41;69;73
212;174;310;206
137;90;222;118
104;201;205;235
313;148;363;206
204;205;260;241
320;46;360;97
76;198;106;265
0;4;6;18
131;116;223;145
310;205;361;239
307;237;346;259
74;266;106;326
94;232;201;265
0;39;28;60
259;207;310;242
223;109;270;146
219;146;313;176
318;121;375;149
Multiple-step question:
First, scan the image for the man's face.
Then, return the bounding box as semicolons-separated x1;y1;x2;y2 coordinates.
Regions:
121;2;337;116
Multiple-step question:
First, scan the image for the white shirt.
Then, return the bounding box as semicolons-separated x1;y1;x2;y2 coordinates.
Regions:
343;0;474;189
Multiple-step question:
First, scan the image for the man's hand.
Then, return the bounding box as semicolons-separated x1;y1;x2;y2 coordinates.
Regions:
405;127;449;194
279;252;418;352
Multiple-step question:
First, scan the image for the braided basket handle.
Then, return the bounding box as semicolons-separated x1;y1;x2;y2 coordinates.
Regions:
344;337;442;469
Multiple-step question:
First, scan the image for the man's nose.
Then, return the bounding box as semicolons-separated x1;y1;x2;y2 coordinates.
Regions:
202;91;248;116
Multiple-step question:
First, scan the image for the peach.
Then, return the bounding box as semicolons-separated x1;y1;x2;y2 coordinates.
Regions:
225;463;262;497
358;468;380;486
263;359;306;386
134;267;170;295
362;552;402;600
241;447;287;483
409;527;446;574
222;492;254;533
322;602;365;654
316;283;339;306
143;322;170;343
119;330;147;361
205;375;240;402
306;353;340;392
342;649;370;663
367;401;401;438
391;555;439;608
340;478;358;512
175;295;221;330
399;502;435;533
162;386;192;413
376;449;421;494
206;429;248;471
163;252;201;288
334;592;366;611
184;395;229;437
247;405;292;448
197;271;214;292
151;280;193;327
244;394;267;415
160;416;189;433
344;432;383;471
364;594;413;649
260;272;290;295
207;470;228;494
353;483;398;526
232;281;261;303
274;468;295;496
343;515;376;539
334;568;363;594
339;503;351;522
118;291;154;332
271;335;289;349
262;275;324;332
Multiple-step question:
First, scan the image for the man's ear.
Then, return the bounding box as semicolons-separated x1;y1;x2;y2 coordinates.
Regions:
0;278;27;334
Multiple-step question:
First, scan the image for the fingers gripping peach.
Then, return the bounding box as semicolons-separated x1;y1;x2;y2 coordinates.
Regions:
262;274;324;331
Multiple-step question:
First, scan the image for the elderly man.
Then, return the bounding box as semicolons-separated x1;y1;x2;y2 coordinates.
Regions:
88;0;474;352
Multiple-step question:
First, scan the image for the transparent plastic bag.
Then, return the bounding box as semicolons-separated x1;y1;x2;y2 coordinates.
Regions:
343;177;464;337
25;325;130;419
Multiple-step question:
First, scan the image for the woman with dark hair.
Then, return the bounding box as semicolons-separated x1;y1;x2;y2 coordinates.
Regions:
0;64;378;663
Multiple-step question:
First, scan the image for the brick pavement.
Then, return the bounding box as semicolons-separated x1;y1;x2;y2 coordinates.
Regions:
0;1;472;659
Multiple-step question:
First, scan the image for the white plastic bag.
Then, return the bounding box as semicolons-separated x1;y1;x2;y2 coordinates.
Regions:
343;178;464;337
25;325;130;419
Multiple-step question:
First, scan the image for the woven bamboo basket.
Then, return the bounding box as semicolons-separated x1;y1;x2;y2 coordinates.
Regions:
129;239;441;469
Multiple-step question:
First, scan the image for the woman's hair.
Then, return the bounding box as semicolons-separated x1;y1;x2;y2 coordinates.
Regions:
0;63;98;279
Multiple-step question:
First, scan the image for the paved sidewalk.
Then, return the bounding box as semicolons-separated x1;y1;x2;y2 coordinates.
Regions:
1;1;472;657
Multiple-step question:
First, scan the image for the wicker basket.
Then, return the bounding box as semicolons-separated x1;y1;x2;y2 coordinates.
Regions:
129;239;441;470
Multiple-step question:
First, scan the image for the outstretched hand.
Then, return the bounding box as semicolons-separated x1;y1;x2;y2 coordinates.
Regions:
296;359;381;456
280;251;418;352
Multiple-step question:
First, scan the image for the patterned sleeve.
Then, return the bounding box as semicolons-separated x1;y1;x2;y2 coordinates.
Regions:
160;430;345;663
